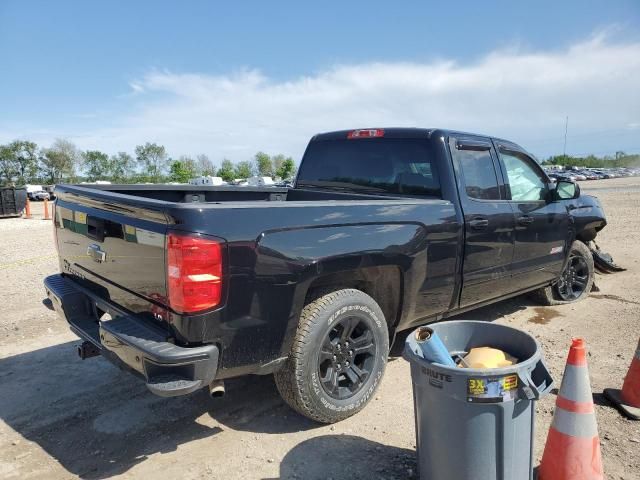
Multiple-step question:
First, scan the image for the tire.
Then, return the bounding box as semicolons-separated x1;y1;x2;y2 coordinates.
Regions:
531;240;594;306
274;288;389;424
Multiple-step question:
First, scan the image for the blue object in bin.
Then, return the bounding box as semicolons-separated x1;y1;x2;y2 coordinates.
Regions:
412;326;456;366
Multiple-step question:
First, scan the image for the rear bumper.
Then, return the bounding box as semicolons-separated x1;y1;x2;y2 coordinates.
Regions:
43;274;219;397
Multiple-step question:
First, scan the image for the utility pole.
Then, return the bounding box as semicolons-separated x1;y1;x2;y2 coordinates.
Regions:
562;116;569;158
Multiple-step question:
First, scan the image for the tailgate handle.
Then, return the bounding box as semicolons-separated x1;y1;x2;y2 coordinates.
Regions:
87;216;105;242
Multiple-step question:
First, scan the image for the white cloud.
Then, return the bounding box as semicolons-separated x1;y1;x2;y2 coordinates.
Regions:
4;32;640;160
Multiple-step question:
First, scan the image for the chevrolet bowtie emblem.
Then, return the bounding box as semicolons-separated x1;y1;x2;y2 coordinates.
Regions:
87;244;107;263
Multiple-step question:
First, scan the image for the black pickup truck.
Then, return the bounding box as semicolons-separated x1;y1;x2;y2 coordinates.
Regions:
44;128;606;423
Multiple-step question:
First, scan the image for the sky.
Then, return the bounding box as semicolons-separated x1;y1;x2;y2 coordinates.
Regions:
1;0;639;165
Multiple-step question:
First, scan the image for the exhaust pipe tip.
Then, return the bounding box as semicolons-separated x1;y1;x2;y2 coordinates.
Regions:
208;380;225;398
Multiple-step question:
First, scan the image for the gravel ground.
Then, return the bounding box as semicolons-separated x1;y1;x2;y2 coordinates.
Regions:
1;181;639;480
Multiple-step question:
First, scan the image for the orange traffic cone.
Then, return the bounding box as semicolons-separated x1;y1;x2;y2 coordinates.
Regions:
538;338;603;480
24;198;33;219
604;337;640;420
43;199;51;220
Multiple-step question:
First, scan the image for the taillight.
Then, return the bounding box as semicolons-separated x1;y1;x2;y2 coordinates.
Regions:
347;129;384;139
167;232;223;314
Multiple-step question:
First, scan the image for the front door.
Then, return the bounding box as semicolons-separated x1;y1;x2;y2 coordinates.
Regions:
449;136;516;308
494;143;569;289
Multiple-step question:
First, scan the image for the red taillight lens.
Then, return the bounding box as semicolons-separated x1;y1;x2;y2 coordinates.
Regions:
347;129;384;139
167;232;223;314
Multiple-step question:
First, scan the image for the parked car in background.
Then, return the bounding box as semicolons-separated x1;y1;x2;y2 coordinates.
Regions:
31;190;50;201
247;176;275;186
548;172;577;182
26;184;43;200
577;171;598;180
189;176;226;186
43;185;56;200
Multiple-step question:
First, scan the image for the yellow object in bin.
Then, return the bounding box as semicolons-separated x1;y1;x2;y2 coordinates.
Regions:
459;347;518;369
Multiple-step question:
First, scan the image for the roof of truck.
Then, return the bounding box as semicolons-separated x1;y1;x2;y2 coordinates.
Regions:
312;127;513;142
310;127;525;152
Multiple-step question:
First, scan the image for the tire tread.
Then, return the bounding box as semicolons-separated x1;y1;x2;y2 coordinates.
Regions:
274;288;384;423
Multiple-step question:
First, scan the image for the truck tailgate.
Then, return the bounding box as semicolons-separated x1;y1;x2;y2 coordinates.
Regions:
54;192;169;316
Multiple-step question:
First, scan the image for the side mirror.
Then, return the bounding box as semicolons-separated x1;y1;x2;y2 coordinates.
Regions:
554;180;580;200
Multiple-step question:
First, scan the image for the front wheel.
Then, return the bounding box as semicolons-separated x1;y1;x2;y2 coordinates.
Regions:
274;288;389;424
531;240;595;305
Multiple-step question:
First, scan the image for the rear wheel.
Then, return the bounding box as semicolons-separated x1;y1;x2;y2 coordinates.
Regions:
531;240;594;305
274;288;389;423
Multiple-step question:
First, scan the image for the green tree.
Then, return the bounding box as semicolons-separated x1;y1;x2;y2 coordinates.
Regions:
271;154;285;177
82;150;110;181
109;152;134;182
177;155;197;179
40;139;78;183
197;154;215;176
275;157;296;180
9;140;38;183
169;158;196;183
0;144;19;185
135;142;168;182
253;151;272;177
216;159;235;182
543;152;640;169
234;160;253;179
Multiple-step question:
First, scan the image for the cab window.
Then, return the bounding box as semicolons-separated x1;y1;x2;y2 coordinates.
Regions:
451;139;501;200
499;150;547;201
297;138;441;197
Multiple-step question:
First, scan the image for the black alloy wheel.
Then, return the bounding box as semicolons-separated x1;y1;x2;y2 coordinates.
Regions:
555;254;590;301
530;240;595;306
318;315;377;400
274;288;389;423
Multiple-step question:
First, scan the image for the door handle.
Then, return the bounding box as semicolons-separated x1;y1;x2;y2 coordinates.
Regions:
517;215;535;226
469;218;489;230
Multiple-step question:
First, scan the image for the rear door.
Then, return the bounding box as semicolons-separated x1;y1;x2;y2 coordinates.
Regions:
494;142;569;289
448;135;516;307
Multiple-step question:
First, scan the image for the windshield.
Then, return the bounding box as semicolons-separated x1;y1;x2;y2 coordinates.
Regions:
296;138;441;197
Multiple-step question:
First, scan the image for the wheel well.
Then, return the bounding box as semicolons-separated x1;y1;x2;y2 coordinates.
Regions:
305;266;402;336
576;228;597;243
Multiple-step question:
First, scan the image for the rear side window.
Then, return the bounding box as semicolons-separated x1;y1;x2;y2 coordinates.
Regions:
451;141;500;200
296;138;441;197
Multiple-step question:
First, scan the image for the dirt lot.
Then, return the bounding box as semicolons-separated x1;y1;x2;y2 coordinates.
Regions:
1;181;639;480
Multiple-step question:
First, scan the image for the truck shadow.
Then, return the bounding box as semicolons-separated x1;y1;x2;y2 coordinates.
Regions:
0;341;317;479
268;435;417;480
391;295;536;355
450;295;537;322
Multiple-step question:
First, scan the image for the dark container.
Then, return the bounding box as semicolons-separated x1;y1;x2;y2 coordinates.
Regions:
0;187;27;218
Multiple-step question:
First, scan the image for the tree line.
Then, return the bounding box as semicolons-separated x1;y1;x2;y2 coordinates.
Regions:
0;138;297;186
542;151;640;168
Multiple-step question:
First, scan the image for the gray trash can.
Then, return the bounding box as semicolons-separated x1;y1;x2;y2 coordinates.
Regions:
403;320;554;480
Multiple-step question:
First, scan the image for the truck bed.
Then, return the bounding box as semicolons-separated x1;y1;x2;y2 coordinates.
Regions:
71;183;410;204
